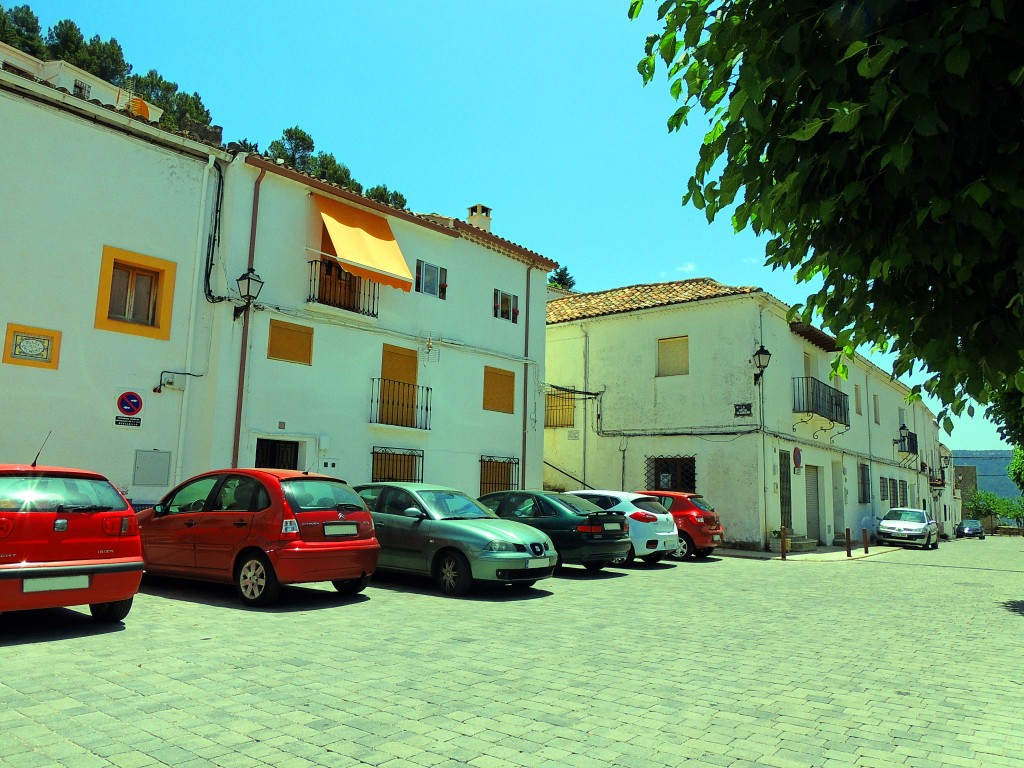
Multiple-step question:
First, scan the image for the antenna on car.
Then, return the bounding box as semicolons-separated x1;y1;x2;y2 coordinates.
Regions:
30;431;52;468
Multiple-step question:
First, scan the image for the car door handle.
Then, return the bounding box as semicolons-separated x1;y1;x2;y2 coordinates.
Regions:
233;520;247;528
184;520;198;527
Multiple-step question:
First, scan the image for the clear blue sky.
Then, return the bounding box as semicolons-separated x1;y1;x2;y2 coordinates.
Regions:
25;0;1010;450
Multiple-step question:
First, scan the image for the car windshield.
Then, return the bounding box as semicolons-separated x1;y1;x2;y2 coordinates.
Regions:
688;495;715;512
883;509;926;524
961;519;980;526
551;494;604;515
283;479;366;512
419;490;497;520
0;474;128;512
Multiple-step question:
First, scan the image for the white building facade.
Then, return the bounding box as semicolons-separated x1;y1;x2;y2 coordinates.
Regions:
1;53;554;504
544;280;959;549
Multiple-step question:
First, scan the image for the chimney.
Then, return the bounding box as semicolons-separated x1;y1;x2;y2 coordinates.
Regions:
467;203;492;232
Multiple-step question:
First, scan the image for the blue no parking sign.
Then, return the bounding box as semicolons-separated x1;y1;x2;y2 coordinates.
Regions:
114;391;143;427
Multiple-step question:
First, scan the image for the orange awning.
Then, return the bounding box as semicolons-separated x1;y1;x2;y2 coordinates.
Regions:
313;195;413;292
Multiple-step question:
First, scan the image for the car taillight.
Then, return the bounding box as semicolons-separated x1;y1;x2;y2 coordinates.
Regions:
0;517;13;539
688;513;705;524
577;523;603;533
628;511;658;523
280;518;300;540
101;516;139;536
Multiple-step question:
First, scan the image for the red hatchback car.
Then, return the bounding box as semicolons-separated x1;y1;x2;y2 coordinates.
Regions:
136;469;379;606
638;490;725;560
0;464;144;623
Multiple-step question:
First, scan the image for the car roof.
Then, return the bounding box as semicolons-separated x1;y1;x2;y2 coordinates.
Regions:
355;482;464;493
888;507;927;513
0;464;109;479
186;468;345;482
636;490;700;499
569;490;657;501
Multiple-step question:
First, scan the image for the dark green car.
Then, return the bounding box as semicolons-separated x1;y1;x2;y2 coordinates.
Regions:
478;491;631;572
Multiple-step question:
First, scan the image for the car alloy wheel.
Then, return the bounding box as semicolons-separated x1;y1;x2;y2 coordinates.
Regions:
667;533;693;560
235;552;281;606
436;551;472;596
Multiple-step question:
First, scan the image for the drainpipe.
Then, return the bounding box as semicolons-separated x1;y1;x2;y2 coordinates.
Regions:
520;264;534;489
581;323;590;488
173;154;216;484
759;303;769;549
231;164;266;468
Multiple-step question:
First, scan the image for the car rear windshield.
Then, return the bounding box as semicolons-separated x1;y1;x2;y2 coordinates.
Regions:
282;479;366;512
0;474;128;512
551;494;603;515
633;499;669;514
688;495;715;512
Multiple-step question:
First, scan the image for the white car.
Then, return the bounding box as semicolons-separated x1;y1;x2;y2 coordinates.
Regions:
876;507;939;550
565;490;679;565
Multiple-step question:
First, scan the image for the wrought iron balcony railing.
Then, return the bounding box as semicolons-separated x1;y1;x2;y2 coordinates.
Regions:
792;377;850;426
370;378;432;430
308;259;378;317
928;469;946;487
897;431;919;455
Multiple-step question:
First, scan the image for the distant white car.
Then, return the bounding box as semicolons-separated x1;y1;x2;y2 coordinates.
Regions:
876;507;939;550
564;490;679;565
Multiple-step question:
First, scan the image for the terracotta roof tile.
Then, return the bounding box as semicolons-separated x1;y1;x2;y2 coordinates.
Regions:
546;278;762;324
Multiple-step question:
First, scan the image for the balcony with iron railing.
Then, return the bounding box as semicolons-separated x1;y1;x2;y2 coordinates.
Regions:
928;468;946;487
896;431;919;455
370;378;432;430
792;377;850;427
308;259;379;317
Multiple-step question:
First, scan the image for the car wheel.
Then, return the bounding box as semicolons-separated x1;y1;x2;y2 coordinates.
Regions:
235;552;281;606
435;550;472;596
332;574;371;596
980;534;986;540
694;547;715;558
583;561;607;572
931;537;939;550
666;533;694;560
611;545;635;566
89;597;133;623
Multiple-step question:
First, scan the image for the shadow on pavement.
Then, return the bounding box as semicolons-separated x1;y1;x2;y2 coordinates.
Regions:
999;599;1024;617
553;566;628;580
139;574;369;613
0;607;126;646
367;569;553;601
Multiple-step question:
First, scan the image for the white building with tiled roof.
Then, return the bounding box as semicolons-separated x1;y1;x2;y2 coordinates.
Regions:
544;279;958;550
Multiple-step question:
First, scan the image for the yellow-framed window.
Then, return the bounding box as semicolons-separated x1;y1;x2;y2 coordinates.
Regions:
94;246;176;340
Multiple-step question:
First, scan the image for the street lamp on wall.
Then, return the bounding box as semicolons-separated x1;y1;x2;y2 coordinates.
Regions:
893;423;909;447
940;455;951;469
753;344;772;384
234;268;264;319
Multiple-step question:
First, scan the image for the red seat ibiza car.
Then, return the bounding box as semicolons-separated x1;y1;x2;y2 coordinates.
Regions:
136;469;379;606
0;464;144;623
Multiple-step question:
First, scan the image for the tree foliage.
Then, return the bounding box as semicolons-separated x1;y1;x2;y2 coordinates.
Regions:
629;0;1024;435
548;266;577;290
0;4;46;57
365;184;407;210
1007;446;1024;497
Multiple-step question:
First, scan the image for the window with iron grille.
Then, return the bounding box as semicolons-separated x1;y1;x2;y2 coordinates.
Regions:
858;463;870;503
898;479;908;507
645;455;696;492
545;387;575;428
480;455;519;495
879;476;888;500
888;478;898;507
371;447;424;483
73;79;91;99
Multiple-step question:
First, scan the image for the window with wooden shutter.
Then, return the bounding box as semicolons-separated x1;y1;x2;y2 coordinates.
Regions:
267;320;313;365
483;366;515;413
657;336;689;376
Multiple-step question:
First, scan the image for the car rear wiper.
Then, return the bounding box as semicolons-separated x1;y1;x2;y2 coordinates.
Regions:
56;504;115;513
336;503;363;511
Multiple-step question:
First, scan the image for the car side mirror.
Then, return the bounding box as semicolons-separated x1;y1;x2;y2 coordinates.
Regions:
153;502;168;517
407;507;427;520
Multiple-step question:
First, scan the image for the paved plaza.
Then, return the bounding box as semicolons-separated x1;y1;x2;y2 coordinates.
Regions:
2;536;1023;768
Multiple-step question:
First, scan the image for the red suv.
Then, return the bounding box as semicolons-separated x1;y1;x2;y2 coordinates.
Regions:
638;491;725;560
137;469;379;606
0;464;144;623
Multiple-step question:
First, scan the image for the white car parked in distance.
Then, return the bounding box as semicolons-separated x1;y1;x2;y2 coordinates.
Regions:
876;507;939;550
564;490;679;565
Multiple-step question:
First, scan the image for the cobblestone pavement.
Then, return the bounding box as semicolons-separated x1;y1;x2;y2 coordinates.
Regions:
2;536;1023;768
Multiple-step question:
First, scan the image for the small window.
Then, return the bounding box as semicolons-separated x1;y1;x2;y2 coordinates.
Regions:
94;246;176;340
854;384;862;415
480;455;519;495
879;476;888;500
873;394;880;425
73;79;91;99
371;447;424;483
483;366;515;413
898;480;908;507
493;289;519;323
416;260;447;299
888;478;898;508
647;455;696;492
657;336;689;376
268;320;313;365
858;463;870;503
545;387;575;428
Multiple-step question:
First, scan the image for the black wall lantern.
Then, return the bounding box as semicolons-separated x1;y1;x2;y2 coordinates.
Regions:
753;344;772;384
234;268;264;319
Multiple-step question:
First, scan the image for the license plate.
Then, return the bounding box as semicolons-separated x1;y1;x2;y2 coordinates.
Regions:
712;535;722;542
323;522;358;536
892;531;905;537
23;575;89;593
526;558;549;569
602;523;620;531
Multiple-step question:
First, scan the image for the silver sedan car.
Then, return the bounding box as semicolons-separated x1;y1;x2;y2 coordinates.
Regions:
876;507;939;549
353;483;556;596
